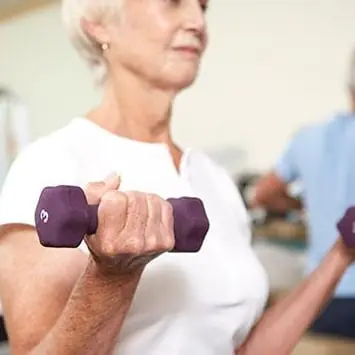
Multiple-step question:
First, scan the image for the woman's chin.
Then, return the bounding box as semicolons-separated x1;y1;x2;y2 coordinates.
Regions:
161;69;200;91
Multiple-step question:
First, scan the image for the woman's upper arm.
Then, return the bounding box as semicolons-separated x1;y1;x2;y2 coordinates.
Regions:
0;225;87;354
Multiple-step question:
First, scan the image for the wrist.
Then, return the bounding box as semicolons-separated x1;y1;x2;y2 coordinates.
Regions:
334;238;353;268
86;242;146;278
86;255;144;285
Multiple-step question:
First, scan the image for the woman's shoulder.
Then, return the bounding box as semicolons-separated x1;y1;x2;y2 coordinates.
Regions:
11;123;78;174
0;122;81;227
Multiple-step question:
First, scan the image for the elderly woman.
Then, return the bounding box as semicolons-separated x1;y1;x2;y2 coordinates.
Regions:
0;1;354;354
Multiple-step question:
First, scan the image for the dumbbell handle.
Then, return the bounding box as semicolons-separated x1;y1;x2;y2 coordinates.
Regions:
35;185;210;252
53;199;195;238
85;204;99;236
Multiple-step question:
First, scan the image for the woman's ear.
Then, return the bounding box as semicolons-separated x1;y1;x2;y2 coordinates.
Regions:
80;17;110;45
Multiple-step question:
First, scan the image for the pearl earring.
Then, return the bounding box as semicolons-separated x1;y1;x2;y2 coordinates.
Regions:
101;43;109;51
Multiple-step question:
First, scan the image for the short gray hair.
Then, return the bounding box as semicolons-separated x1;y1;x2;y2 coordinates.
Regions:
61;0;121;85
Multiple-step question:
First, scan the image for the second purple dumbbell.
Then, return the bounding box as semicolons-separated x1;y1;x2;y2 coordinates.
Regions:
34;185;210;253
337;206;355;248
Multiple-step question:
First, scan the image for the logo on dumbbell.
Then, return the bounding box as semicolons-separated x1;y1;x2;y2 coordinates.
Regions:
40;209;49;224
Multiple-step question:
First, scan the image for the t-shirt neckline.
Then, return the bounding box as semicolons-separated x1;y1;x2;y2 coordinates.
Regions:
71;116;192;175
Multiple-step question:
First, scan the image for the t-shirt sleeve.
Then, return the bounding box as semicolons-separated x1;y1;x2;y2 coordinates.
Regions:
274;129;305;183
0;141;78;227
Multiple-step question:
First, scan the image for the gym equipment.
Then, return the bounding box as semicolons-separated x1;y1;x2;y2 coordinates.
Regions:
337;207;355;248
34;185;210;252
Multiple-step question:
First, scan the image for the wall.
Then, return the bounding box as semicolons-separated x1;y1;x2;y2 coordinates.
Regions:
1;0;355;173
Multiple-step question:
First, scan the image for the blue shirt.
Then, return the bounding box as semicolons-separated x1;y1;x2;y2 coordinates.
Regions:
275;112;355;297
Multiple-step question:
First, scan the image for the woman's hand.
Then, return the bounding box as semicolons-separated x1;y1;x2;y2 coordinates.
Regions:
84;173;175;276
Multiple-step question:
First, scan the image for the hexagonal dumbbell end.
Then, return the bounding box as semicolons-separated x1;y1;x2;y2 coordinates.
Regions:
35;186;98;248
337;207;355;248
34;186;210;252
167;197;210;252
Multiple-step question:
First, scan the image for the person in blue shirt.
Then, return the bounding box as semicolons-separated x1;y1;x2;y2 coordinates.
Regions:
254;52;355;338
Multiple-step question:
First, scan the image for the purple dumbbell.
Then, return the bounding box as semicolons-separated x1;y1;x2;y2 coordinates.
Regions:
34;185;210;253
337;206;355;248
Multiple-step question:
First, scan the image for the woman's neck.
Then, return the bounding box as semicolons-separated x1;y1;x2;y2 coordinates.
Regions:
89;75;177;144
86;74;183;170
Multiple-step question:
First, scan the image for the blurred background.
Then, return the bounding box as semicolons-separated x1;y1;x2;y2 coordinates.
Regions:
1;0;355;354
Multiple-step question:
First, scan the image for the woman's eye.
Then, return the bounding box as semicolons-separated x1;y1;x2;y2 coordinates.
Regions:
199;0;208;12
200;1;208;12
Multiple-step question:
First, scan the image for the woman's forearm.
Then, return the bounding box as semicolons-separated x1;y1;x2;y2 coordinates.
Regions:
29;257;142;355
238;239;351;355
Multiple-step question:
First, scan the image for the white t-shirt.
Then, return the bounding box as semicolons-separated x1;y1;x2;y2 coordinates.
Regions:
0;117;269;355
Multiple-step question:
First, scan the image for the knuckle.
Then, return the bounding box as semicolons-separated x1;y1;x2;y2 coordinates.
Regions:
86;181;97;190
85;181;105;201
163;201;174;215
147;193;162;203
145;193;160;213
145;232;174;253
126;191;140;199
101;190;127;209
127;237;144;254
144;234;158;252
126;191;140;207
127;192;149;217
164;233;175;250
163;202;174;228
101;241;117;257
